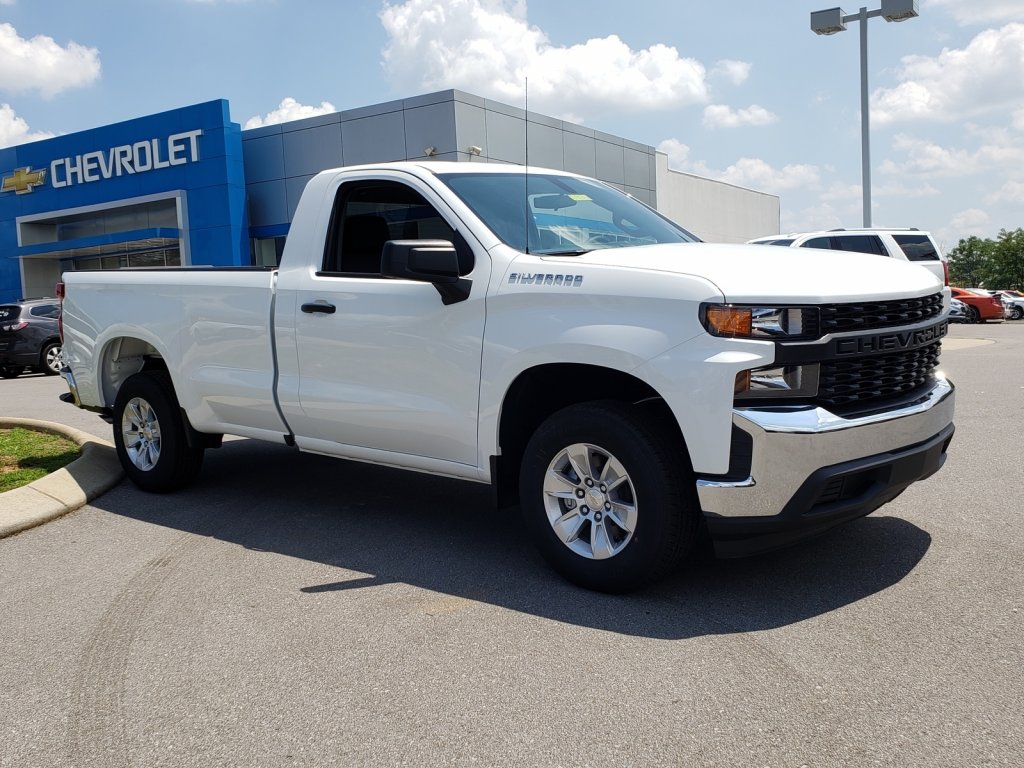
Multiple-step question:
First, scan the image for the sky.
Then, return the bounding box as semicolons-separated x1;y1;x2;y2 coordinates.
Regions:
0;0;1022;250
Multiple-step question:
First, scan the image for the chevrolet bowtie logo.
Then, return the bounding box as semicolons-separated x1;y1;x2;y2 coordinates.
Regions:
2;166;47;194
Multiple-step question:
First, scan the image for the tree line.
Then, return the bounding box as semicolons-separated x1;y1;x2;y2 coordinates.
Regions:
947;228;1024;290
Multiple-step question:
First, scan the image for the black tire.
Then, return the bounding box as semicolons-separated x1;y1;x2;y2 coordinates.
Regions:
0;365;22;379
113;371;205;492
519;401;698;592
38;342;62;375
966;304;980;323
1012;306;1023;321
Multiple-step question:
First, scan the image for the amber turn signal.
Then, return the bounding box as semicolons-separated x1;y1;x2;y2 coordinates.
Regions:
705;306;752;337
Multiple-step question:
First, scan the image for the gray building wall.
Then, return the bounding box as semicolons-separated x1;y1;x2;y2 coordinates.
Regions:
241;89;777;244
654;153;780;243
242;89;658;232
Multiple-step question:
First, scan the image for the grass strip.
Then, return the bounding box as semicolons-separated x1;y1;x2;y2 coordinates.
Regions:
0;427;80;493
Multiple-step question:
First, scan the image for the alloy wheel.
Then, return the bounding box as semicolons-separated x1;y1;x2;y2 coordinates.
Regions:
541;442;638;560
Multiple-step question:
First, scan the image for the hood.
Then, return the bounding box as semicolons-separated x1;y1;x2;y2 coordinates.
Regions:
551;242;943;304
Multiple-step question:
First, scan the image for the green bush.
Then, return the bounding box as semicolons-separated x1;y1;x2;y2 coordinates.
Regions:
948;228;1024;289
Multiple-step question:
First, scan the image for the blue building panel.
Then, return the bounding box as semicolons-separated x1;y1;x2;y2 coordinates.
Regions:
0;99;247;302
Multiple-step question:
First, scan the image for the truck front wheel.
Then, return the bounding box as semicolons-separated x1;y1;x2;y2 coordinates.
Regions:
113;372;204;492
519;401;698;592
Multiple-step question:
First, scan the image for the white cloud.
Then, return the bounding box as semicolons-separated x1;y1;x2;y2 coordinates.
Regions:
0;23;100;98
871;23;1024;125
657;139;695;170
717;158;819;192
702;104;777;129
821;182;861;202
711;59;750;86
934;208;991;250
781;203;844;234
244;97;337;129
985;180;1024;205
874;181;941;198
880;133;1024;177
659;139;819;194
379;0;708;118
951;208;990;230
926;0;1023;25
0;103;54;148
1014;108;1024;131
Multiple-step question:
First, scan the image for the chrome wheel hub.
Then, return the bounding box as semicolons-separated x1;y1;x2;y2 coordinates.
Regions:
122;397;162;471
542;442;637;560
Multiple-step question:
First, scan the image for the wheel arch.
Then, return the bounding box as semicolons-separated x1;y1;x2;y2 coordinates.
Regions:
492;362;690;507
96;335;171;411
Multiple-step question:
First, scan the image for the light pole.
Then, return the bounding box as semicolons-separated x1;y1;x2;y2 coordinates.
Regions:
811;0;919;227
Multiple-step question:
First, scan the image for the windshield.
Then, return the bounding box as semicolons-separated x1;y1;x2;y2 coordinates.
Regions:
437;172;698;254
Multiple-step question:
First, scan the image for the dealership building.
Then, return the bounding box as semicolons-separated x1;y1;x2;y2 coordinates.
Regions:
0;89;779;303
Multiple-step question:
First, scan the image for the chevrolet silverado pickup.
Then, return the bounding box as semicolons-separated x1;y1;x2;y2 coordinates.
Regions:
59;162;955;591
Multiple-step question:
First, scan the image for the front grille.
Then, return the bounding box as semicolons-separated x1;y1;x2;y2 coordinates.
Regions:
817;340;941;408
818;293;943;334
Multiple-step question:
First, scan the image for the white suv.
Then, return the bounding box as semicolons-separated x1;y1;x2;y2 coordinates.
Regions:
747;228;949;287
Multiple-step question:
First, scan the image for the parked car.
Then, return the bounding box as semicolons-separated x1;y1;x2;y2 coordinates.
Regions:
948;298;968;323
746;228;949;288
990;290;1024;320
0;297;63;378
949;287;1004;323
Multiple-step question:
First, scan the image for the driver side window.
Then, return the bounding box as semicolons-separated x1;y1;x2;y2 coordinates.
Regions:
322;181;465;275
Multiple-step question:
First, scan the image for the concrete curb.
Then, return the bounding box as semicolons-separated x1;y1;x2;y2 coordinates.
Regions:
0;418;123;539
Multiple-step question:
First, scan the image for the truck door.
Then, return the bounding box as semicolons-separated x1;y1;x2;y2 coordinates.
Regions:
274;175;488;469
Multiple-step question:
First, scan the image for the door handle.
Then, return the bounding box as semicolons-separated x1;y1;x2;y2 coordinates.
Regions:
301;302;336;314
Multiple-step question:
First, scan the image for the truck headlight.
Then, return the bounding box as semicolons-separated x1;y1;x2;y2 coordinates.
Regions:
702;304;818;340
735;363;819;400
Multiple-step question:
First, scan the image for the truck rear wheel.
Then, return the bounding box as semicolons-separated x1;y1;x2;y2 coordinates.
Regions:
113;371;204;492
519;401;697;592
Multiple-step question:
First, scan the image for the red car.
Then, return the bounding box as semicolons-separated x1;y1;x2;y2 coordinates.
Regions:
950;287;1004;323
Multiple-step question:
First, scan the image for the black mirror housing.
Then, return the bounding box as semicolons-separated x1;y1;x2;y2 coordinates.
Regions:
381;239;472;305
381;240;460;284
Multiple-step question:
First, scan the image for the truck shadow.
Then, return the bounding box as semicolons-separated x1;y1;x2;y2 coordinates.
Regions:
93;438;931;640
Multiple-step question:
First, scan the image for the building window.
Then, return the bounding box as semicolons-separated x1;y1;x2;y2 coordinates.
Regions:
62;247;181;271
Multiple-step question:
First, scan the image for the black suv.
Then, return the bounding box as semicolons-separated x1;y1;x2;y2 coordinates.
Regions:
0;298;63;378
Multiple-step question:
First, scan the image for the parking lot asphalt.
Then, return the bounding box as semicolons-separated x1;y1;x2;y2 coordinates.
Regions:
1;321;1021;767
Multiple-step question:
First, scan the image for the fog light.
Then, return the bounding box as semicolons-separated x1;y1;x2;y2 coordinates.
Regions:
735;364;820;400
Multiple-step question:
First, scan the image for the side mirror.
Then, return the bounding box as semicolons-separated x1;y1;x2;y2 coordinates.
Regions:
381;240;472;305
381;240;460;284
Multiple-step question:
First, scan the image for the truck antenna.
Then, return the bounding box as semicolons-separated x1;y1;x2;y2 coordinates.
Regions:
524;76;530;255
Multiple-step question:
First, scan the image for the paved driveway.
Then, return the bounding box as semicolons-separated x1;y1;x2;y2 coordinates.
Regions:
1;322;1021;767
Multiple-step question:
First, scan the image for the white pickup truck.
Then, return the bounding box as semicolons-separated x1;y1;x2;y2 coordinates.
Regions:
59;162;955;591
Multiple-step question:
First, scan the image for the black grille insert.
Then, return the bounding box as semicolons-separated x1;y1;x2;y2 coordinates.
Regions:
817;341;942;408
819;293;943;334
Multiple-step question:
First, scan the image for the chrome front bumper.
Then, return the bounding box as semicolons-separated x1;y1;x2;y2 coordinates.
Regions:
697;376;955;528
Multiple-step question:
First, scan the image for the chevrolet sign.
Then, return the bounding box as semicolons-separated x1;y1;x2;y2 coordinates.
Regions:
50;129;203;189
1;129;204;195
